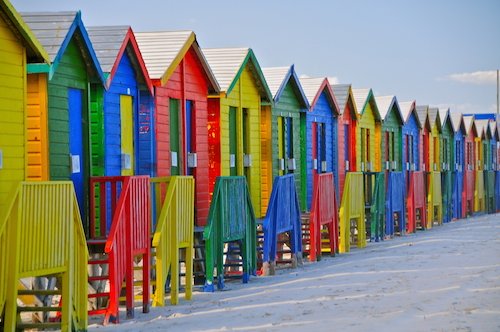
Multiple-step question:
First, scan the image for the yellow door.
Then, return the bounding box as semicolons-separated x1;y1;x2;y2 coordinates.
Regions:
120;95;134;176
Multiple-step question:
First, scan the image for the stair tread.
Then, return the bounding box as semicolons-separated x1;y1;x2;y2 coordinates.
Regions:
17;306;62;312
17;322;61;329
18;289;61;296
88;292;110;298
87;238;107;245
88;275;109;281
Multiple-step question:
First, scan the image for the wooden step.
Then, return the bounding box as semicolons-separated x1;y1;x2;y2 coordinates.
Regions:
87;238;107;245
88;275;109;282
88;258;109;265
88;292;110;299
17;322;61;330
18;289;61;296
17;306;61;312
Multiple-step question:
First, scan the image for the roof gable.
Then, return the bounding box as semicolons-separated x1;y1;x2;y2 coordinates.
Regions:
135;30;219;94
463;115;478;137
352;88;381;121
262;65;309;109
416;105;431;131
428;107;442;132
399;100;422;128
375;95;404;124
438;108;454;134
203;47;270;101
21;11;105;84
0;0;48;63
87;26;153;95
299;77;339;114
332;84;358;117
450;112;465;134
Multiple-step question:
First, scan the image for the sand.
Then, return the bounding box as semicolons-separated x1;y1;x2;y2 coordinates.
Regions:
89;213;500;332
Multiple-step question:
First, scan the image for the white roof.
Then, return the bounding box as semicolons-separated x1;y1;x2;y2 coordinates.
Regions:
450;112;463;133
298;77;326;105
262;66;290;98
475;119;489;137
135;30;193;80
399;100;416;123
463;115;475;135
352;88;371;115
374;95;395;120
202;47;249;92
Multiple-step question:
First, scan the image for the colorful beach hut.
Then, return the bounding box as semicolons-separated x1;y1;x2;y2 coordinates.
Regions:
375;95;405;236
0;0;49;219
462;115;477;216
87;26;155;178
332;84;358;199
352;88;383;240
202;47;272;218
299;77;339;210
22;11;106;222
400;101;421;184
492;122;500;211
474;120;488;213
136;31;220;225
427;107;443;226
261;65;309;212
439;108;454;223
480;120;496;213
450;112;465;219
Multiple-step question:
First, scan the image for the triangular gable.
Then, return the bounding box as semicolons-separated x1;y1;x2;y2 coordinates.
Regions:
375;95;404;125
352;88;381;122
476;120;490;139
87;26;154;95
299;77;339;114
463;115;478;137
428;107;442;132
203;47;271;103
0;0;48;63
438;108;454;134
489;121;499;140
416;105;431;131
262;65;309;109
135;30;219;93
399;100;422;129
21;11;105;84
332;84;358;118
449;111;465;135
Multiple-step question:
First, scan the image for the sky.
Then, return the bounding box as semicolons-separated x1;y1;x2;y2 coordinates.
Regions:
12;0;500;115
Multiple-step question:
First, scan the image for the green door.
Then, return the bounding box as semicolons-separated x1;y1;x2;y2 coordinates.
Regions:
170;98;180;175
229;106;237;176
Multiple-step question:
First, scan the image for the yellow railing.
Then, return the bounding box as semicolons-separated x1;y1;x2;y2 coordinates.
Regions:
0;182;89;331
151;176;195;306
339;172;366;253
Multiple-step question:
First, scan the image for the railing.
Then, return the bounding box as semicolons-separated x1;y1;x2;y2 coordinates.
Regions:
365;172;385;242
308;172;338;262
474;170;485;213
484;170;495;214
385;172;406;236
89;176;151;324
427;171;442;227
261;174;302;273
339;172;365;253
203;176;256;291
151;176;195;306
0;182;88;331
407;171;427;232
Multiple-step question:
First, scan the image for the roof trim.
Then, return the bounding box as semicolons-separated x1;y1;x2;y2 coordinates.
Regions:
48;11;105;85
309;78;339;115
274;65;309;109
107;27;154;96
362;89;382;122
226;49;272;103
402;101;422;129
0;0;49;63
158;32;195;85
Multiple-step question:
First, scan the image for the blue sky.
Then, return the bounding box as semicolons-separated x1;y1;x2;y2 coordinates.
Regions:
13;0;500;115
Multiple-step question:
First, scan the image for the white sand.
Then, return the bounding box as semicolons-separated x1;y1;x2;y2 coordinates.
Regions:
89;213;500;331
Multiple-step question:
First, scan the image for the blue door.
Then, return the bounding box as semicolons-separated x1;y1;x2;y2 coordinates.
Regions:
68;88;85;217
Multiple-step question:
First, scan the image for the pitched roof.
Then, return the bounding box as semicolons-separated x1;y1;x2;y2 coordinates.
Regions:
399;100;421;128
299;77;339;113
475;119;490;138
438;108;453;133
135;30;219;93
352;88;381;121
262;65;309;108
375;95;403;124
489;121;499;140
331;84;357;115
21;11;105;84
416;105;429;129
0;0;48;63
202;47;270;101
87;26;153;94
450;112;464;134
428;107;441;131
463;115;477;136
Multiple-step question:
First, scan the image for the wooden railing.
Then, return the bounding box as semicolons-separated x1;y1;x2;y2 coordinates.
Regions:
203;176;256;291
151;176;195;306
308;172;338;261
0;182;88;331
339;172;365;253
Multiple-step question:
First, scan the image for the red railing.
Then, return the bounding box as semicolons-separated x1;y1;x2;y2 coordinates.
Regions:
89;176;151;324
308;172;338;262
407;171;426;232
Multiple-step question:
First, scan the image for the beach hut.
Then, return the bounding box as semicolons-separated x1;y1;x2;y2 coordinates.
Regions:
481;120;496;213
261;66;309;212
439;108;454;222
136;31;219;225
473;120;487;213
87;26;155;178
450;112;465;219
376;95;405;236
352;88;383;239
22;11;106;222
0;0;49;219
332;84;358;199
492;122;500;211
462;115;477;216
203;47;272;218
400;101;421;185
299;77;339;210
416;105;430;174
